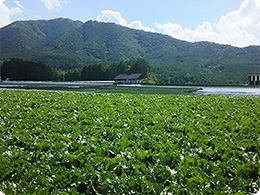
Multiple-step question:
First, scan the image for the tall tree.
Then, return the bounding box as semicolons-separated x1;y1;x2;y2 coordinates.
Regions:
1;58;57;81
65;69;80;81
129;58;150;78
108;60;129;79
81;64;107;81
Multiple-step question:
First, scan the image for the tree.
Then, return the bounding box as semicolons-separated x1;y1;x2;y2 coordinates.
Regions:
108;60;129;79
81;64;107;81
129;58;150;78
65;69;80;81
1;58;58;81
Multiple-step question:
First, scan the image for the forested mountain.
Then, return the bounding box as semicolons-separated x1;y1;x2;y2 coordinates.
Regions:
1;18;260;84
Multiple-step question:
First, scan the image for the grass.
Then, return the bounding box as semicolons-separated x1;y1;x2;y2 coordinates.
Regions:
0;82;196;95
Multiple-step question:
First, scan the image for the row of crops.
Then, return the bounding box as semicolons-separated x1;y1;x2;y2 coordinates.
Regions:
0;90;259;194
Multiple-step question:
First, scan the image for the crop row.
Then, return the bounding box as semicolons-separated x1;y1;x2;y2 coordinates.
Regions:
0;90;259;194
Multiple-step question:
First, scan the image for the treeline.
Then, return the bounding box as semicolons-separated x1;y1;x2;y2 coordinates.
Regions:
1;58;62;81
1;58;242;85
65;58;150;81
0;58;150;82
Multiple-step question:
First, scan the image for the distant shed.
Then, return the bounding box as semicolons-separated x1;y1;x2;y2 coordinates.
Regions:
248;73;260;85
114;73;142;84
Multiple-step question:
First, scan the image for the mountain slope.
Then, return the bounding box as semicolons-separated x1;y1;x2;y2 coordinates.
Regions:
1;18;260;84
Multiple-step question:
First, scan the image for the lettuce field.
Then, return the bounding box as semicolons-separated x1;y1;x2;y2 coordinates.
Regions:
0;90;259;194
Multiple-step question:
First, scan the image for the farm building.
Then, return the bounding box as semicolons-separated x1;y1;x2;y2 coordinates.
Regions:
114;73;142;84
248;73;260;85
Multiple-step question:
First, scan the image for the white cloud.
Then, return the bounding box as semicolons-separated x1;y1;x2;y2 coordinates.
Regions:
95;1;260;47
129;20;154;32
95;10;127;26
155;22;221;44
95;10;153;32
0;0;23;27
155;0;260;47
14;0;24;10
40;0;68;11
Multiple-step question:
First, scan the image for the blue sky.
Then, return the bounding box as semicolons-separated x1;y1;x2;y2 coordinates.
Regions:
1;0;260;47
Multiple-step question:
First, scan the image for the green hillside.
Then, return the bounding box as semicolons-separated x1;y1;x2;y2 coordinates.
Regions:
1;18;260;84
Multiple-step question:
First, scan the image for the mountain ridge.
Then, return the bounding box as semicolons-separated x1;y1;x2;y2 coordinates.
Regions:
1;18;260;84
